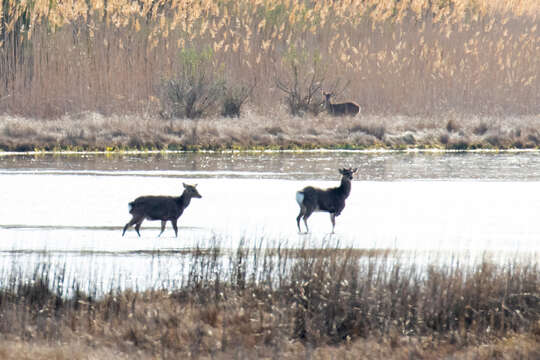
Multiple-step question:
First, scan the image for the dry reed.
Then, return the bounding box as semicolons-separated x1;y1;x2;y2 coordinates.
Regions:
0;0;538;119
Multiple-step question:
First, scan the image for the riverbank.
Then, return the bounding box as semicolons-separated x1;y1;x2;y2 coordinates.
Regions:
1;112;539;152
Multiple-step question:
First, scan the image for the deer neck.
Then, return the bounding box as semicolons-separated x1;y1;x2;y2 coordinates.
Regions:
177;192;192;208
337;177;352;198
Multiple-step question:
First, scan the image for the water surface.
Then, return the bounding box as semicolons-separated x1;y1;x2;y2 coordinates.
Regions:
1;151;539;293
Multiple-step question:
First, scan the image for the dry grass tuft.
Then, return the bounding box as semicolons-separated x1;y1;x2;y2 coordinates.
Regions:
0;243;538;358
1;112;539;150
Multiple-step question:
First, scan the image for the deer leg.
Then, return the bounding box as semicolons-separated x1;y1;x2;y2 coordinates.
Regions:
296;207;306;233
330;213;336;234
303;209;314;234
158;220;167;237
134;218;144;237
171;219;179;237
123;215;141;236
122;218;135;236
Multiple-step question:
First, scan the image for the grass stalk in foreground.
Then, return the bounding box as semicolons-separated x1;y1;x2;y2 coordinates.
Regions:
0;243;538;359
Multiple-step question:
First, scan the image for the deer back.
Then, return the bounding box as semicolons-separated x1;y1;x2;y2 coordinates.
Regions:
129;195;183;220
324;92;359;116
329;102;359;116
301;185;348;214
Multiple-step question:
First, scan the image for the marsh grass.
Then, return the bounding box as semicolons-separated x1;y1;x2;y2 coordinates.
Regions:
1;112;540;151
0;242;538;359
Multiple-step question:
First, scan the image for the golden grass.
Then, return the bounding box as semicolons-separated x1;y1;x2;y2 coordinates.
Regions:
0;0;539;118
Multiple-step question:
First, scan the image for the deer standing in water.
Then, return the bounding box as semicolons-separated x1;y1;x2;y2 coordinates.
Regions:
122;183;202;237
296;168;358;234
324;92;360;116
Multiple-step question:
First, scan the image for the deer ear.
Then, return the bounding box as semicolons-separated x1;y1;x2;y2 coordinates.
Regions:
194;184;198;188
353;168;358;173
183;183;187;188
338;168;344;174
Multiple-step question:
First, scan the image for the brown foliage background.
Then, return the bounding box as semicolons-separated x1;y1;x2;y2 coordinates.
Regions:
0;0;539;119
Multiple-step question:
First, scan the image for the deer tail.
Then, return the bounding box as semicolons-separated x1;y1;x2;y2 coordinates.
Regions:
128;201;134;213
296;191;304;206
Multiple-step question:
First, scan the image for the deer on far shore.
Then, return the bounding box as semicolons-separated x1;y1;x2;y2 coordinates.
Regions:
296;168;358;234
323;92;360;116
122;183;202;237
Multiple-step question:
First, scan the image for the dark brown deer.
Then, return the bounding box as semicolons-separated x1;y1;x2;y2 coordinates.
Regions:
122;183;202;237
296;168;358;233
324;92;360;116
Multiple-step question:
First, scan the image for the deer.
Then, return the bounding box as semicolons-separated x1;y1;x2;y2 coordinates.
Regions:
296;168;358;234
122;183;202;237
323;92;360;116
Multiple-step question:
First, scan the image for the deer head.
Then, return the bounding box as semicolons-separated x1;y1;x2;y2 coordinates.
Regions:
339;168;358;180
183;183;202;198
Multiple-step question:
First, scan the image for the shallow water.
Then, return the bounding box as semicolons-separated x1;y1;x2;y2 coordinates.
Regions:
1;151;539;293
3;150;540;180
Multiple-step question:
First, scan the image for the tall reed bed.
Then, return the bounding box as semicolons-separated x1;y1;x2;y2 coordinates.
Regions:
0;0;539;118
0;242;538;358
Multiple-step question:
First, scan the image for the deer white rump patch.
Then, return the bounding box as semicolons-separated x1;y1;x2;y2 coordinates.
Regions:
296;191;304;206
128;203;133;212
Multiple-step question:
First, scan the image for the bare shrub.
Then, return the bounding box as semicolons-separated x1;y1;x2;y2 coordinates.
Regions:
446;119;459;133
221;83;253;118
448;138;470;150
2;123;37;138
265;126;283;136
474;122;490;136
527;134;540;146
402;133;416;145
350;123;386;140
161;76;225;119
439;133;450;145
486;134;503;147
275;49;327;116
161;48;225;119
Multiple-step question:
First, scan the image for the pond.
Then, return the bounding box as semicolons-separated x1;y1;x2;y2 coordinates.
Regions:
0;150;539;294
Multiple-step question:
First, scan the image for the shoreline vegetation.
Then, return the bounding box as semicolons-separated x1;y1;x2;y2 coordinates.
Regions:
1;112;540;152
1;0;539;153
0;244;539;359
